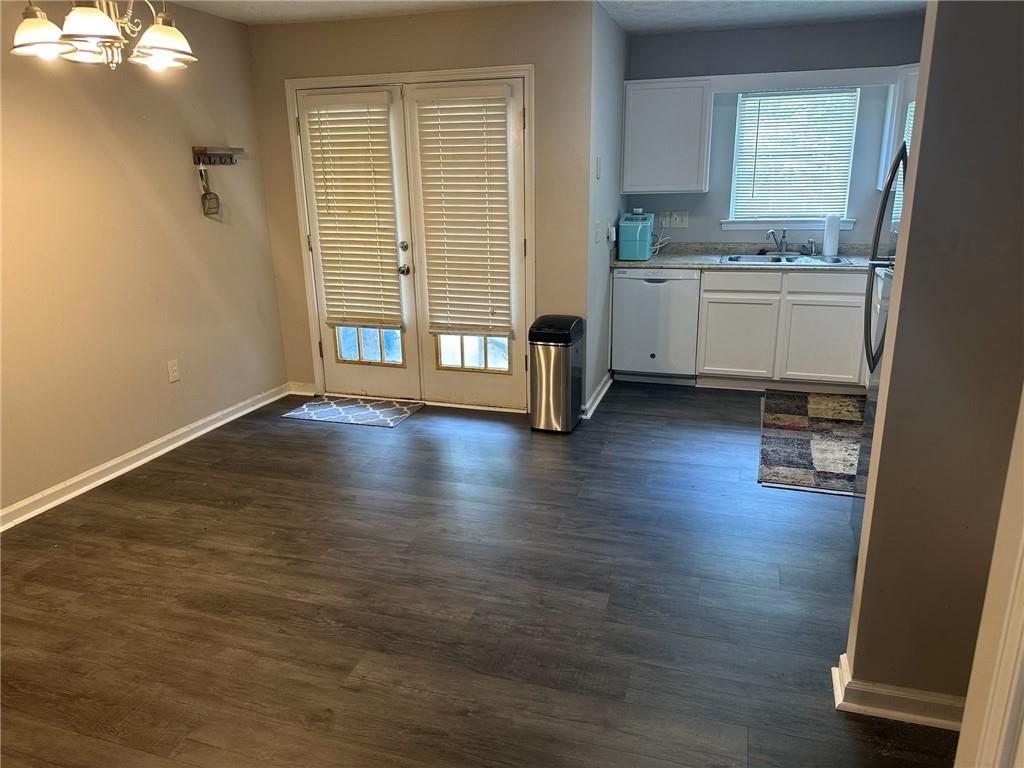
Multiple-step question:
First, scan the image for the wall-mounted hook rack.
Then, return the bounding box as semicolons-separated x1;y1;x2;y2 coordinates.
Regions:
192;146;244;166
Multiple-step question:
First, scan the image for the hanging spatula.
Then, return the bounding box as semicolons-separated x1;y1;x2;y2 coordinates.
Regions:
198;164;220;217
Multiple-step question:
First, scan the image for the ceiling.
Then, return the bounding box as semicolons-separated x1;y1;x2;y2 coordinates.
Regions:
175;1;515;25
600;1;925;34
177;0;925;31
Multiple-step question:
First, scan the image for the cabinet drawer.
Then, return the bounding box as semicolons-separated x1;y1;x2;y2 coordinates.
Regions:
702;271;782;292
785;272;868;294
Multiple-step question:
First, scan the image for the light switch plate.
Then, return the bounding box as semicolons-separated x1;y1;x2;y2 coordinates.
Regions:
670;211;689;228
167;358;181;383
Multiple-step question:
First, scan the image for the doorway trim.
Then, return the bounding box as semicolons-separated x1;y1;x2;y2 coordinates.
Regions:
285;65;536;407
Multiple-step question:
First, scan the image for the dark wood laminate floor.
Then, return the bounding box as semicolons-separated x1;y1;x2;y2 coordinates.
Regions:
1;383;958;767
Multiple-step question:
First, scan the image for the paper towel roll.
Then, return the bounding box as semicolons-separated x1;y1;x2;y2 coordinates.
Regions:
823;214;840;257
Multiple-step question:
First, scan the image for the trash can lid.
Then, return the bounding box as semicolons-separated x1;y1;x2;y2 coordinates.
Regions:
529;315;584;344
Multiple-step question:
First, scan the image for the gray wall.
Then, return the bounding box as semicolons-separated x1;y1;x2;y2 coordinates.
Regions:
585;4;627;399
629;14;925;80
848;0;1024;696
628;86;891;245
626;13;924;247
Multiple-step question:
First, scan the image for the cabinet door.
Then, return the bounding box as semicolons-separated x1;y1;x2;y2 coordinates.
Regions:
776;295;865;383
697;294;780;378
622;79;712;193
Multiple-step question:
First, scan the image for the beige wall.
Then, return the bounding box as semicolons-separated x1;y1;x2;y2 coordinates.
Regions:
1;2;286;507
846;0;1024;697
585;3;625;399
247;1;594;385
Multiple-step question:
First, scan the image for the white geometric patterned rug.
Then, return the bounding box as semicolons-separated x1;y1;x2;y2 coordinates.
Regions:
282;396;424;428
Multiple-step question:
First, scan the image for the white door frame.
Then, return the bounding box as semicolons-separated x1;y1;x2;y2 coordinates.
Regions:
955;387;1024;767
285;65;536;409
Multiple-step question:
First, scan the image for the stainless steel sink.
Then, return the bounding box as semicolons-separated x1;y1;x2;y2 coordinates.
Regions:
719;253;852;265
719;254;793;264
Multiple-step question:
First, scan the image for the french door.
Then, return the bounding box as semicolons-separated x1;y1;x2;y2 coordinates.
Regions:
297;78;527;409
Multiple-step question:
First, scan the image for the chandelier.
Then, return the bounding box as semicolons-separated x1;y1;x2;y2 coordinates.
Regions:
10;1;197;71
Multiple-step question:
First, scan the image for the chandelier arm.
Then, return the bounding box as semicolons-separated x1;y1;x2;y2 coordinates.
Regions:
113;0;159;38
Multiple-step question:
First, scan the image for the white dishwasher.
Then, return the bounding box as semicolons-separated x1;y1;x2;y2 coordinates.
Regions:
612;268;700;376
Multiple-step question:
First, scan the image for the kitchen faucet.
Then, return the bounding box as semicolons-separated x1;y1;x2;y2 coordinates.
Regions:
766;228;788;252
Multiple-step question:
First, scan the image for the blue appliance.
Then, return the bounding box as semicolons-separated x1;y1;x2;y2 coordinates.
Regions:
617;212;653;261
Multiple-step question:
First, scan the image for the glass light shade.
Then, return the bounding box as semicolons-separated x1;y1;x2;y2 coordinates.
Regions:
61;5;121;40
10;7;74;60
60;5;123;64
129;13;196;70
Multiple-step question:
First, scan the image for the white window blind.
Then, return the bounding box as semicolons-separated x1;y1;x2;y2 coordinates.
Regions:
730;88;860;220
892;100;916;222
303;91;403;328
413;85;512;336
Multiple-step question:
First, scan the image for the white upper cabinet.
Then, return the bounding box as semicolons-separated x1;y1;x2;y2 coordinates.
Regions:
622;79;712;194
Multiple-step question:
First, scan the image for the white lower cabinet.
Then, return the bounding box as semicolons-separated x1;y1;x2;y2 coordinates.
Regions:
696;269;867;384
697;294;780;377
775;295;864;383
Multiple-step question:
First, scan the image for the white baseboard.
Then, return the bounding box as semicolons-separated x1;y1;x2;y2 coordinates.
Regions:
582;374;613;419
287;381;318;396
0;382;300;532
831;653;964;731
613;373;696;387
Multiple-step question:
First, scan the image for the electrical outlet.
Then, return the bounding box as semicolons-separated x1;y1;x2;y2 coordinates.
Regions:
670;211;689;228
167;358;180;383
655;211;671;230
607;223;616;242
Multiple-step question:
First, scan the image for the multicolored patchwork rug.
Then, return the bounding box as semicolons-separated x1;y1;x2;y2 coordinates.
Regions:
283;396;423;428
758;390;866;495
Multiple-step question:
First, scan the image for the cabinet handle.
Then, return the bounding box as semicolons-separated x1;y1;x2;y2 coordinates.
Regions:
642;279;668;284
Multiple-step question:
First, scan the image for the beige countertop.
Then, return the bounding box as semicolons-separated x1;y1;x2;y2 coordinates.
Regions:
611;252;870;273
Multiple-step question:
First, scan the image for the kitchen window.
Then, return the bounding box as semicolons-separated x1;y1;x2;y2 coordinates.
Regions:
727;88;861;223
891;100;916;222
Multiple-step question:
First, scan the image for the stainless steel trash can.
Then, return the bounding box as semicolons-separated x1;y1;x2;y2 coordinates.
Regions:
529;315;584;432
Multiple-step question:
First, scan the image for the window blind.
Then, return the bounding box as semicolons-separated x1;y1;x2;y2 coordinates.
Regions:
413;86;512;336
303;92;403;328
730;88;860;220
892;100;915;221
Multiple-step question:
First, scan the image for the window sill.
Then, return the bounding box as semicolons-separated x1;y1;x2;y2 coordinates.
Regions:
720;218;856;231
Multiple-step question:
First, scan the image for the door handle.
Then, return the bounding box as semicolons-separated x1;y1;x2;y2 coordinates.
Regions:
398;264;411;276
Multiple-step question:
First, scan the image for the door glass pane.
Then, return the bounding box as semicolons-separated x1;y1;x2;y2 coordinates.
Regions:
486;337;509;370
337;327;359;360
360;328;382;362
439;334;462;367
381;329;403;364
463;335;485;368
